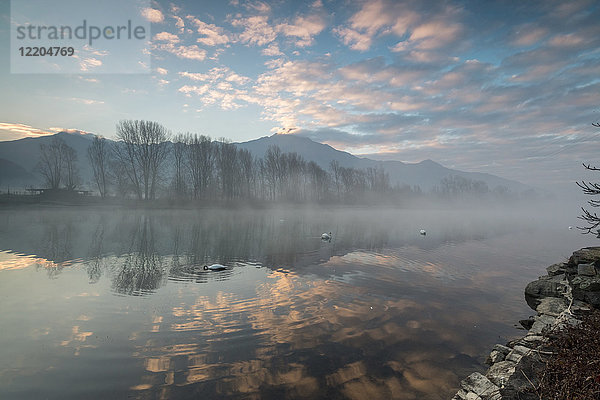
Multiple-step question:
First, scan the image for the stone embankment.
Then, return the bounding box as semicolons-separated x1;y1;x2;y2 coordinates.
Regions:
452;247;600;400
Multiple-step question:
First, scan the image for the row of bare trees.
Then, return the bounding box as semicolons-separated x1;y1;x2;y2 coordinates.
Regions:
41;119;520;205
86;120;171;200
166;135;391;202
80;119;398;203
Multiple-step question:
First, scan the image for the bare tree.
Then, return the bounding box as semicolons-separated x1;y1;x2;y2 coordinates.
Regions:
330;160;342;200
171;133;187;198
307;161;328;201
281;152;306;200
39;136;66;189
109;158;132;198
366;167;390;193
88;136;109;197
264;145;283;200
577;123;600;234
112;120;170;200
39;136;79;190
185;134;214;200
216;139;238;200
63;144;80;190
238;148;255;199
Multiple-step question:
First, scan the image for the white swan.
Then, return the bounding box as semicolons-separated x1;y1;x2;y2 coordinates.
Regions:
321;232;332;241
203;264;227;271
419;229;426;235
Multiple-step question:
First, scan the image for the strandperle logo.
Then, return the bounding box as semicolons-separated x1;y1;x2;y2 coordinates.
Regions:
15;20;147;47
10;0;151;74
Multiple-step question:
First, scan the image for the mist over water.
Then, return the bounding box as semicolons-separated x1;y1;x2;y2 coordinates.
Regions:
0;203;596;399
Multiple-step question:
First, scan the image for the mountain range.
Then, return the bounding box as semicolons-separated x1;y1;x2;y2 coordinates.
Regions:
237;134;529;192
0;132;530;193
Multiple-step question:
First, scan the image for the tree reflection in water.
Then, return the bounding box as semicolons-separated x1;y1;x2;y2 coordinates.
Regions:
85;222;106;284
0;207;582;399
111;216;166;296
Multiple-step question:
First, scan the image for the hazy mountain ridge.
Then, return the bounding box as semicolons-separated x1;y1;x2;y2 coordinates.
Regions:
0;158;37;186
237;134;529;192
0;132;529;193
0;132;95;187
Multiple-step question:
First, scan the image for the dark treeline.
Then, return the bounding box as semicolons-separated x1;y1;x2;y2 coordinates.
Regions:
37;119;520;204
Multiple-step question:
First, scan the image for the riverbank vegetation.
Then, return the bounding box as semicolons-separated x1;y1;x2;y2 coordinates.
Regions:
539;311;600;400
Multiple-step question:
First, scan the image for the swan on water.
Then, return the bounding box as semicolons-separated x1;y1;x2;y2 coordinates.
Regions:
203;264;227;271
419;229;426;236
321;232;332;241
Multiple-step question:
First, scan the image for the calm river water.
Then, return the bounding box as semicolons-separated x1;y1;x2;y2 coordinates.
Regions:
0;206;595;399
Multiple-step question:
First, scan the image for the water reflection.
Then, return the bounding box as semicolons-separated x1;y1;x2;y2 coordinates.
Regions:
111;216;167;296
0;207;544;285
0;207;593;400
85;222;106;284
127;267;485;399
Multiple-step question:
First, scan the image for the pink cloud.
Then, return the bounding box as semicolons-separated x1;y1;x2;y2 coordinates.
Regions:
277;14;326;47
186;16;230;46
153;31;180;43
348;0;392;33
333;27;373;51
231;15;277;46
242;1;271;14
0;123;53;141
153;43;207;60
141;8;164;23
336;0;463;54
262;43;282;56
510;26;548;47
409;20;463;49
178;85;210;96
548;33;585;47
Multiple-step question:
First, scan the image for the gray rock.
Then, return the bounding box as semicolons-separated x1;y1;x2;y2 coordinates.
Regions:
571;300;592;312
524;275;568;309
452;389;471;400
571;276;600;307
536;296;568;317
523;334;545;344
486;360;516;387
547;262;566;276
486;344;512;365
568;247;600;267
555;313;582;330
460;372;501;400
528;314;557;335
492;344;511;355
453;389;484;400
577;263;597;276
519;318;534;330
582;292;600;308
571;275;600;291
487;350;505;364
505;345;531;363
498;353;545;400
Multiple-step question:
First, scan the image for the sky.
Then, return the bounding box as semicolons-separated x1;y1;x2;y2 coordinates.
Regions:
0;0;599;191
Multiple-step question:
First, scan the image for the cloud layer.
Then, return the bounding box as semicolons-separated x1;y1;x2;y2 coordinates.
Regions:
2;0;599;189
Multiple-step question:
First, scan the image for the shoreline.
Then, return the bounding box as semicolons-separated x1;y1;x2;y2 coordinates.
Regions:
452;247;600;400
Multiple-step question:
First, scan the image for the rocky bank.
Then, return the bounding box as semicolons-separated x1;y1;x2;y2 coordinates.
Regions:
452;247;600;400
